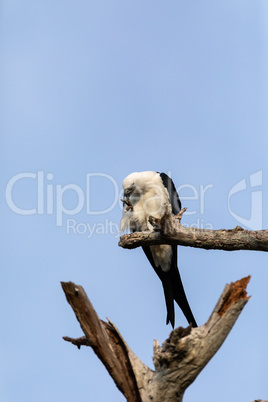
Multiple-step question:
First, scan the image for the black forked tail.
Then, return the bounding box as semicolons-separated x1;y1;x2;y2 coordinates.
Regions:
142;246;197;328
169;247;197;328
162;277;175;327
161;268;197;328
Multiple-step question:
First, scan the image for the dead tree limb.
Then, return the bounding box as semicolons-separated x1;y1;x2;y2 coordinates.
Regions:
118;211;268;252
62;276;250;401
61;282;153;402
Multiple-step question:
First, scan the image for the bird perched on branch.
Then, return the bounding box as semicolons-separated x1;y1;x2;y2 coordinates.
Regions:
120;171;197;328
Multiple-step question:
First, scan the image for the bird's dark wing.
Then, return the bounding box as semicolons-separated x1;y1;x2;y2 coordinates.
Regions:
142;245;197;328
142;246;174;326
168;246;197;328
159;172;181;214
143;173;196;327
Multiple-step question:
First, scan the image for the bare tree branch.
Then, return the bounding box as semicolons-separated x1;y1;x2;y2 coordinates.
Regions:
62;335;90;349
61;281;153;402
62;276;251;401
118;212;268;252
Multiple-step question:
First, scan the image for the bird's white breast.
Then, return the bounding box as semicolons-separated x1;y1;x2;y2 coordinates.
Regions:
120;171;173;272
120;172;171;233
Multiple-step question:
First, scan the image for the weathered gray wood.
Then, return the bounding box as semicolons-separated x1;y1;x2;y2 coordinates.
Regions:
148;276;250;401
118;212;268;252
61;281;153;402
62;276;250;401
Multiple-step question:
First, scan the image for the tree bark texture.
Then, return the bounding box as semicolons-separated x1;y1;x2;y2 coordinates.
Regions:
118;211;268;252
62;276;250;401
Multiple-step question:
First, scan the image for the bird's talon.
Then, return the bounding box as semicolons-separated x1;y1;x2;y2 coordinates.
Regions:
121;198;133;211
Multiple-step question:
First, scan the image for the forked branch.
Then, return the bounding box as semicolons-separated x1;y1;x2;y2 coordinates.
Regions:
62;276;250;401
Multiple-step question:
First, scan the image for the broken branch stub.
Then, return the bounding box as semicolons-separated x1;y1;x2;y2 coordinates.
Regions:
62;276;250;402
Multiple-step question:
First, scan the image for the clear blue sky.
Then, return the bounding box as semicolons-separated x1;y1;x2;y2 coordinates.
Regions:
1;1;268;401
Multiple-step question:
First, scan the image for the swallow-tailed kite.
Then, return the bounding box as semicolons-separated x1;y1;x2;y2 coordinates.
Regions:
120;171;197;328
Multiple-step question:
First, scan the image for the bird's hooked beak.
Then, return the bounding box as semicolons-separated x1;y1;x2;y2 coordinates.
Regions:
123;183;135;199
121;183;135;211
